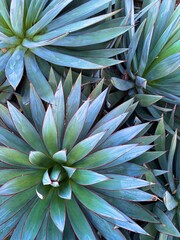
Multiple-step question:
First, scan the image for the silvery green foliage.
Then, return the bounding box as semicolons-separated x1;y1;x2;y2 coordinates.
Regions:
111;0;180;106
0;73;161;239
0;0;130;102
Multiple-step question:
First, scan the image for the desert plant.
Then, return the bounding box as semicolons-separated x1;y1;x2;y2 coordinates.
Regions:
0;1;179;239
104;0;180;123
0;0;131;102
0;73;163;239
140;118;180;239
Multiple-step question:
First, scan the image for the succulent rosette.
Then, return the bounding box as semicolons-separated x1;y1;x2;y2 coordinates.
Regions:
141;119;180;239
103;0;180;133
0;0;131;102
0;75;160;239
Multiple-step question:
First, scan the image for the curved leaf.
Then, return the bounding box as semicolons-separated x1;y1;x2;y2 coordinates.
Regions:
0;169;37;185
58;180;72;200
72;182;128;222
63;100;90;152
100;123;149;148
72;170;108;185
79;89;108;139
42;106;58;156
24;52;54;103
66;73;81;123
53;150;67;164
8;102;49;155
29;151;53;168
21;193;52;240
0;127;32;154
66;195;96;240
31;47;116;69
50;191;66;232
0;146;31;167
0;173;42;195
52;81;65;149
30;84;45;134
154;206;180;237
146;53;180;81
26;0;73;37
93;174;152;190
10;0;24;36
53;26;131;47
67;132;105;165
0;187;36;226
73;145;136;169
85;210;126;240
5;46;26;89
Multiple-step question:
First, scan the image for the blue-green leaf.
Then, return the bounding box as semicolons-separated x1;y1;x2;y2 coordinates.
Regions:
167;130;177;193
63;100;90;152
72;170;108;185
73;145;136;169
85;210;126;240
30;84;45;134
29;151;53;168
10;0;24;37
72;182;128;222
79;89;108;139
25;0;48;29
66;195;96;240
101;123;149;148
24;52;54;103
34;10;121;42
67;132;105;165
48;0;118;30
26;0;73;37
146;53;180;81
66;73;81;123
111;77;134;91
127;20;146;78
5;46;26;89
105;145;152;168
0;127;32;154
0;146;31;167
58;180;72;200
50;191;66;232
53;150;67;164
36;183;51;200
53;26;131;47
0;103;17;132
42;106;58;156
0;0;11;29
21;193;52;240
8;102;48;155
0;187;36;226
164;191;178;211
52;81;65;149
0;169;36;185
31;47;118;69
154;206;180;237
136;94;163;107
93;174;152;190
96;188;157;202
0;173;42;195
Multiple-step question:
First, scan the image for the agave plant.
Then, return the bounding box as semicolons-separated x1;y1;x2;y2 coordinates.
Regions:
140;118;180;240
0;0;131;102
104;0;180;122
0;72;164;239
